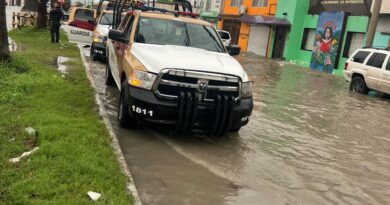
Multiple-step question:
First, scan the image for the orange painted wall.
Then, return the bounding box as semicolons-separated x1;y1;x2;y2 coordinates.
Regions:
239;23;250;51
222;0;277;16
220;0;278;51
217;21;223;30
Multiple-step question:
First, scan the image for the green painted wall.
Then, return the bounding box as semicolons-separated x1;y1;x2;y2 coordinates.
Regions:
335;16;369;75
373;32;390;48
294;15;318;67
275;0;369;76
275;0;311;61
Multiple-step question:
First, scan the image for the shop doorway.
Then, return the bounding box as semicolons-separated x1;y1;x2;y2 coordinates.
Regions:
272;26;288;59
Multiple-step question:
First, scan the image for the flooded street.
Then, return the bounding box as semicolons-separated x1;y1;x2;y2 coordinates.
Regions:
82;48;390;205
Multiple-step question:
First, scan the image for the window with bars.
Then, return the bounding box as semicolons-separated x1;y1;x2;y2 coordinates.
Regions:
252;0;268;7
301;28;317;51
230;0;242;7
343;32;365;58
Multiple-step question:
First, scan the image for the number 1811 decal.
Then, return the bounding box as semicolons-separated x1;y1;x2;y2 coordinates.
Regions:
131;105;153;117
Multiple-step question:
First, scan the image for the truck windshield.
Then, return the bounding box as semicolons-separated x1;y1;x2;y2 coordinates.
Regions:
135;17;225;53
99;13;113;25
99;13;125;26
75;9;94;22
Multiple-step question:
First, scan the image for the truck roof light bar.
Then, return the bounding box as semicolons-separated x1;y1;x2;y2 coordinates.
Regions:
103;0;198;28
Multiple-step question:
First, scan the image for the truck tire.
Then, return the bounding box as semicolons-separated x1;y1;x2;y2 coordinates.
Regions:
230;127;241;132
350;75;369;94
105;60;115;86
90;44;98;61
118;83;137;129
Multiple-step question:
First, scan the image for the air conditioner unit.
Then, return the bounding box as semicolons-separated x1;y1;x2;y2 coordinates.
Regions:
239;5;247;15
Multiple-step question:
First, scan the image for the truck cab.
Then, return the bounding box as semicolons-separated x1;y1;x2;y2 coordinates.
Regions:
106;10;253;136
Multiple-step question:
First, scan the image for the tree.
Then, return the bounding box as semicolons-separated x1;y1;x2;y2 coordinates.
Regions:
37;0;48;28
0;0;10;61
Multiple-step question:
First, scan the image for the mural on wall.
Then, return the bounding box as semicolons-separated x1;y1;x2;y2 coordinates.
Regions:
310;12;346;73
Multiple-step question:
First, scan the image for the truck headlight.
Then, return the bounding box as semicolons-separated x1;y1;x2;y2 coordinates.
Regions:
93;35;106;43
129;70;157;90
241;81;253;98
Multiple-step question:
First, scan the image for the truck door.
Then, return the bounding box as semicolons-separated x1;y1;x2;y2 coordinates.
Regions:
64;7;96;44
107;13;134;88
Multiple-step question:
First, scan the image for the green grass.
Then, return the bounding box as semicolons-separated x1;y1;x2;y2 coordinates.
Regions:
0;28;134;205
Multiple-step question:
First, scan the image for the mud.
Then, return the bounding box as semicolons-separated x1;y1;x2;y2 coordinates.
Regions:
83;47;390;205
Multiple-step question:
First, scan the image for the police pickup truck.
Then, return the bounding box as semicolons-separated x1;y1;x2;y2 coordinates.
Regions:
106;8;253;136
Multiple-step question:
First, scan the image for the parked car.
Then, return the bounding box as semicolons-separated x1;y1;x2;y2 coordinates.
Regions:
106;10;253;136
217;30;231;47
64;7;96;44
344;48;390;95
90;10;124;61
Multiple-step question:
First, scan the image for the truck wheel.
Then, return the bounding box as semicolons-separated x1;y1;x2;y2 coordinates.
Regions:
105;61;115;86
90;44;98;61
118;83;137;129
350;75;369;94
230;126;241;132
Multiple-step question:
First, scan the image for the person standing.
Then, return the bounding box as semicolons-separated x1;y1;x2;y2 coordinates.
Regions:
49;2;63;43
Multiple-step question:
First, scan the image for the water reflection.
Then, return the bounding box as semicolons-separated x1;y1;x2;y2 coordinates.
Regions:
239;53;390;205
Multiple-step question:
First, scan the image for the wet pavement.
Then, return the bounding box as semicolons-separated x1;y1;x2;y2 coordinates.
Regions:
81;47;390;205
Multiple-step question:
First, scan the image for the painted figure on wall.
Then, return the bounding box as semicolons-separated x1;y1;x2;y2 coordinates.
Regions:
310;12;345;73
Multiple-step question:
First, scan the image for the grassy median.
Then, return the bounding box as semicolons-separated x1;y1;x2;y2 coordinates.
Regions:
0;28;133;205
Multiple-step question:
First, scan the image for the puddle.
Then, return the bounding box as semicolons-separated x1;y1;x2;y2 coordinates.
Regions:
8;37;26;52
56;56;71;75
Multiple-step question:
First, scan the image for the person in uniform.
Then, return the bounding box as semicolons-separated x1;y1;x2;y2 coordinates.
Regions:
49;3;63;43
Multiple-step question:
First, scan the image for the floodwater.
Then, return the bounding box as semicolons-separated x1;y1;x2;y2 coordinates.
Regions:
56;56;71;74
83;48;390;205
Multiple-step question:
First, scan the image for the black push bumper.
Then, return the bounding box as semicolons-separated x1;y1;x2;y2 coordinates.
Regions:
126;86;253;135
92;42;106;58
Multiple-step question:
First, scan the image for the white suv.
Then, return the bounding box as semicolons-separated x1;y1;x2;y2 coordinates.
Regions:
217;30;231;47
344;48;390;95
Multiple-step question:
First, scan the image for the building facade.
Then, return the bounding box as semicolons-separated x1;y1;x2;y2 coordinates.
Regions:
274;0;390;75
199;0;222;26
217;0;280;57
373;0;390;48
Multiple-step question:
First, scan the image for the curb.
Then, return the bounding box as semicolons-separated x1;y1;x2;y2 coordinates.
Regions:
78;44;142;205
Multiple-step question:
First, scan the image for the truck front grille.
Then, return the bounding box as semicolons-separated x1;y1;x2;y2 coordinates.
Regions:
153;69;241;102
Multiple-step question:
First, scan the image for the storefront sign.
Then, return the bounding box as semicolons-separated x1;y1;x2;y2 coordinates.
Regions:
309;0;371;15
200;11;218;18
310;12;346;73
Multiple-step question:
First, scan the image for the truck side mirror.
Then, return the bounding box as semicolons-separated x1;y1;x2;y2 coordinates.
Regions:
108;29;128;44
226;45;240;56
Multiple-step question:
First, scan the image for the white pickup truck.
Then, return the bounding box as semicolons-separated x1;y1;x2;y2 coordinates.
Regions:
105;9;253;136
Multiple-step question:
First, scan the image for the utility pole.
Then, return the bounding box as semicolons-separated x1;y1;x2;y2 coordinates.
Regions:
365;0;382;47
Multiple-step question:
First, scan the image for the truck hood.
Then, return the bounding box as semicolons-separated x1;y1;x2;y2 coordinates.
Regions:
131;43;249;82
96;25;110;36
